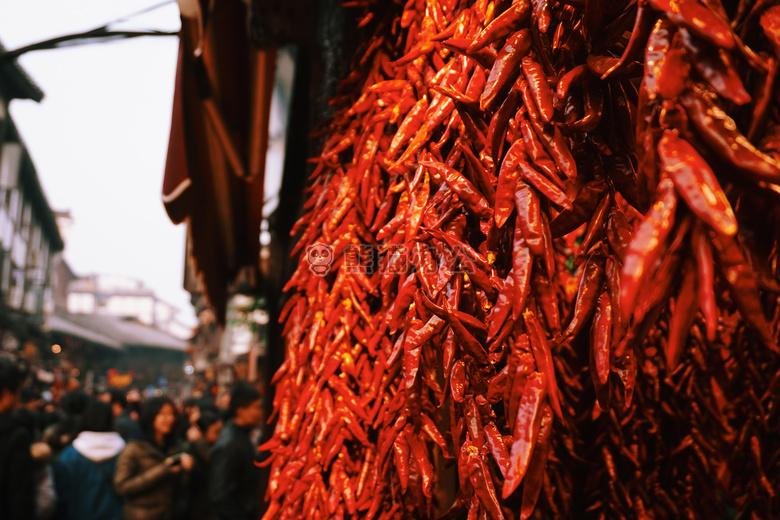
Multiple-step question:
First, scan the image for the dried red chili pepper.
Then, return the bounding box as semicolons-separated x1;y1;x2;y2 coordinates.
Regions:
665;261;698;371
421;160;493;219
494;139;526;228
620;178;677;324
521;55;555;123
467;447;505;520
468;0;531;53
649;0;735;49
678;29;750;105
480;29;532;110
681;86;780;183
503;371;546;498
657;130;737;236
710;232;778;352
561;250;607;345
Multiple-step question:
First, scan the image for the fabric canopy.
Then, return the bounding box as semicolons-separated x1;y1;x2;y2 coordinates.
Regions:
162;0;275;320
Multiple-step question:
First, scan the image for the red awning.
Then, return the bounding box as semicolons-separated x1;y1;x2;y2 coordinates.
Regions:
162;0;275;319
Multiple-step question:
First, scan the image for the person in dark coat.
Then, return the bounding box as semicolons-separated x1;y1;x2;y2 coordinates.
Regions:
53;398;125;520
0;355;34;520
110;390;144;441
47;389;88;457
114;396;193;520
209;382;263;520
179;411;223;520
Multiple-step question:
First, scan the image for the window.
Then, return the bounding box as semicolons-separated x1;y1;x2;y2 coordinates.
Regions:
0;143;21;190
8;266;23;309
68;292;96;314
20;203;31;240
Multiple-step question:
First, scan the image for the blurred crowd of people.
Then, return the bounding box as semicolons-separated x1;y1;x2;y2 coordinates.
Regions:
0;355;265;520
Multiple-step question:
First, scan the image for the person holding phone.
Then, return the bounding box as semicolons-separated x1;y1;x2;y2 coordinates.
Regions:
114;396;193;520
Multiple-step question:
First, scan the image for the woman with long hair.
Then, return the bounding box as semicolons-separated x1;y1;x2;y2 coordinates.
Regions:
114;396;193;520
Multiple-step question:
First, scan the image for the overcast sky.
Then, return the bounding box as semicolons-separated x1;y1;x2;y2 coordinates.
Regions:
0;1;196;326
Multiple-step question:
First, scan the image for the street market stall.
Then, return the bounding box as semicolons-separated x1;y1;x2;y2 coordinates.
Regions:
259;1;780;518
165;0;780;518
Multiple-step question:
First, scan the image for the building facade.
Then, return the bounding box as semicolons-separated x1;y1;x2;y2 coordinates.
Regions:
0;46;63;357
65;272;191;340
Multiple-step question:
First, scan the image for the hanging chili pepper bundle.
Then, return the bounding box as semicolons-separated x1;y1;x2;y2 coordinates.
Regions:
261;0;780;518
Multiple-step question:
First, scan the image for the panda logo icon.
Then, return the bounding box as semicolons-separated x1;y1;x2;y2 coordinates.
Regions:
306;243;334;276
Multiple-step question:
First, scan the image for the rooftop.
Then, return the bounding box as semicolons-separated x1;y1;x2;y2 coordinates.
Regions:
49;309;188;352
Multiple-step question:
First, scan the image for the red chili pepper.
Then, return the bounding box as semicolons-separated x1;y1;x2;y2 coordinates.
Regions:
517;159;572;210
555;64;590;103
487;273;515;341
658;130;737;237
761;6;780;55
748;58;777;142
681;86;780;184
512;224;533;320
648;0;735;49
521;82;578;180
451;360;467;403
494;139;526;227
631;216;691;327
656;48;690;100
710;231;778;352
691;224;717;341
531;0;552;32
605;209;632;266
521;56;555;123
560;249;607;345
468;0;531;53
590;291;612;388
523;309;563;419
519;403;552;519
442;38;498;69
419;414;450;457
517;116;558;181
486;366;508;404
376;191;409;241
388;96;429;159
405;426;434;498
531;267;561;335
484;421;511;478
561;82;603;133
467;448;505;520
480;29;532;111
604;256;626;343
406;169;430;240
487;87;522;168
392;434;411;493
459;141;498;205
678;29;750;105
643;19;674;101
574;193;611;266
665;261;698;372
602;2;655;79
421;160;493;218
514;182;544;258
620;178;677;325
507;351;535;433
402;336;422;390
503;370;546;498
549;178;608;237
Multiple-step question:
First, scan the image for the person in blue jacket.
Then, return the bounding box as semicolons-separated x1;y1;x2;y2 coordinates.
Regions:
54;398;125;520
